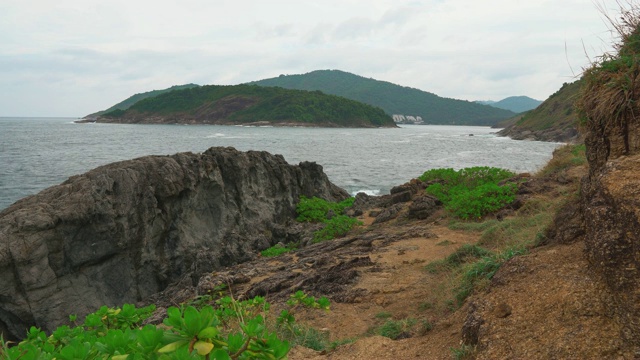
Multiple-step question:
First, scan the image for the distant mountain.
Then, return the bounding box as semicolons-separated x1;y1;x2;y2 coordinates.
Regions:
84;84;200;119
250;70;516;126
94;84;396;128
477;96;542;113
496;81;582;143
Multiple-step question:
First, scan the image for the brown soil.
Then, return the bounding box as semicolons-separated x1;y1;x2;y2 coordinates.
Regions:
145;163;637;359
285;231;633;359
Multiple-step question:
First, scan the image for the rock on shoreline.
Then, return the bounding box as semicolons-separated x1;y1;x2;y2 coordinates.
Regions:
0;147;347;340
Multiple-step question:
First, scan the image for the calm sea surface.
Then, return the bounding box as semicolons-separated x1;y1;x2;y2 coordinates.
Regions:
0;117;563;211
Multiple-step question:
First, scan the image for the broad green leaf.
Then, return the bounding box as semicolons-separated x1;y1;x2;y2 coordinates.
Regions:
193;340;214;355
210;349;232;360
157;340;188;353
198;326;219;339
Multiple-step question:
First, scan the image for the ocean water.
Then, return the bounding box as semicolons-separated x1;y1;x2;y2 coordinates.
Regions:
0;117;563;211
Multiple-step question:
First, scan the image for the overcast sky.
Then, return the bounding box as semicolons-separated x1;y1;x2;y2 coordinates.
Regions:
0;0;624;117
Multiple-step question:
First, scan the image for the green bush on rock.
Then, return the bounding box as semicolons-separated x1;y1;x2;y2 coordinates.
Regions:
418;167;518;220
296;196;361;242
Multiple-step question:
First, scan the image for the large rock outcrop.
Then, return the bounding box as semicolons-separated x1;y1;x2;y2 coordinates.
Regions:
0;147;348;340
581;126;640;346
577;14;640;348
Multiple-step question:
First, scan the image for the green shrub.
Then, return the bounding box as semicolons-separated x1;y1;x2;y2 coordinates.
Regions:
446;183;517;220
295;196;361;242
261;243;297;257
419;166;517;219
296;196;355;222
378;320;404;340
313;215;361;243
2;293;332;359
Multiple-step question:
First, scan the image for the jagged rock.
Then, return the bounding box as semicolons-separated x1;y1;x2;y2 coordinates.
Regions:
372;204;404;224
493;303;512;318
386;191;412;205
579;73;640;347
544;197;584;245
408;195;440;220
0;147;348;340
461;302;485;346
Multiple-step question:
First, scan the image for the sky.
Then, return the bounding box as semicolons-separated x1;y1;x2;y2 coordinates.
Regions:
0;0;625;117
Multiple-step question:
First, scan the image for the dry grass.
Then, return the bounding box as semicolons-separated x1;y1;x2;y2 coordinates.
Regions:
578;1;640;136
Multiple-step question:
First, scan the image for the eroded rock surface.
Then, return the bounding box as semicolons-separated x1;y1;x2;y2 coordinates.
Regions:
0;147;347;340
579;90;640;348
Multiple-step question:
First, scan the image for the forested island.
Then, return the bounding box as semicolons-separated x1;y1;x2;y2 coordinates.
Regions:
89;84;396;128
250;69;516;126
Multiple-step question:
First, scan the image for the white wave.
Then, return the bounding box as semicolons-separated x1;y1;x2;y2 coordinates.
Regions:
351;189;381;196
206;133;226;138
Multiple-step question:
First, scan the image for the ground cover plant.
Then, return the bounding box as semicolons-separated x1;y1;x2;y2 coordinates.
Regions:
0;291;330;360
418;166;517;219
421;150;586;311
296;196;361;242
260;243;297;257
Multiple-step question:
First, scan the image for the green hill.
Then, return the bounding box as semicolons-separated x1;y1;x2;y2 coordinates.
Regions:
97;84;396;128
477;96;542;113
249;70;516;126
496;80;582;142
84;84;200;119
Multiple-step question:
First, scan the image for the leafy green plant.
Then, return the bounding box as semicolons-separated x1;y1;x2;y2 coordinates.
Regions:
446;183;517;220
276;291;332;351
260;243;297;257
1;292;333;360
296;196;355;223
295;196;361;242
312;215;362;243
419;167;518;220
285;290;331;311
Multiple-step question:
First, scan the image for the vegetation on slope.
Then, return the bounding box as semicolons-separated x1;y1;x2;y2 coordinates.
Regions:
101;84;395;127
85;84;200;118
497;80;582;142
419;167;518;220
577;4;640;147
0;291;331;359
424;143;586;309
250;70;516;126
481;96;542;113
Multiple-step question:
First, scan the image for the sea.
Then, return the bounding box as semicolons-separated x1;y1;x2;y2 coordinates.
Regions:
0;117;563;212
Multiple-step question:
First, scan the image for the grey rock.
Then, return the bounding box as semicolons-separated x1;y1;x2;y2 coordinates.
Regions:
408;195;440;220
0;146;348;340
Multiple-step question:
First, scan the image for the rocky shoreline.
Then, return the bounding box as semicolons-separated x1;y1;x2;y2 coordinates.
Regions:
497;124;581;143
0;147;347;340
0;135;638;357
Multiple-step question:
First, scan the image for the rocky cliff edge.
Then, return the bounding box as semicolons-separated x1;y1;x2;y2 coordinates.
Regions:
0;147;347;340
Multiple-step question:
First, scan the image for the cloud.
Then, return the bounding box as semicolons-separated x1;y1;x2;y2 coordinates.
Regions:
0;0;623;116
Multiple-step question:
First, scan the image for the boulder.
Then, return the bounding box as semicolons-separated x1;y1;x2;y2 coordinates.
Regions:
0;147;348;340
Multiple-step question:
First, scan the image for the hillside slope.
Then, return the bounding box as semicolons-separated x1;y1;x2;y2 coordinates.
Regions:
488;95;542;113
96;84;396;128
497;80;582;142
250;70;516;126
84;84;200;119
